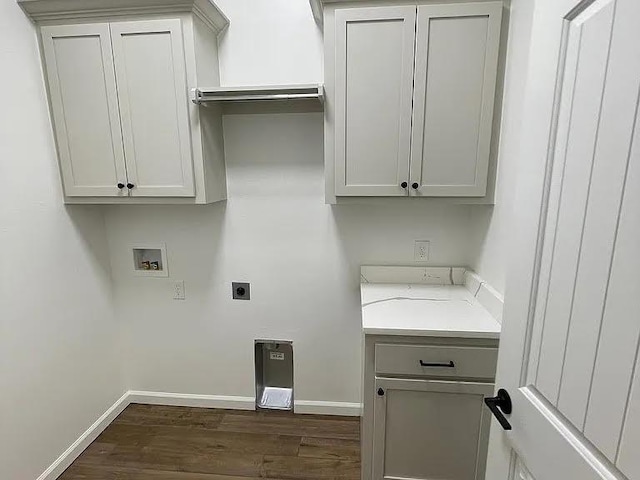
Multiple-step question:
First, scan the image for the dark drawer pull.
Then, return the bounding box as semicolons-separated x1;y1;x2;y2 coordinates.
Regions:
419;360;455;368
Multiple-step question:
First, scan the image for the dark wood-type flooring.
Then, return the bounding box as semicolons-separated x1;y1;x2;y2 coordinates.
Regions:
59;404;361;480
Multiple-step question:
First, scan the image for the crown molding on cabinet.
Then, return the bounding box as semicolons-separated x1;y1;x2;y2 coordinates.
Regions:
310;0;391;26
309;0;323;25
18;0;229;33
309;0;505;27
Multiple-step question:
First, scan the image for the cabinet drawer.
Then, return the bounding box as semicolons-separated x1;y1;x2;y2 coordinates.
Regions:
375;344;497;379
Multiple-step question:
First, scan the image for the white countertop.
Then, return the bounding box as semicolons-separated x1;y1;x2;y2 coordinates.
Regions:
361;282;501;339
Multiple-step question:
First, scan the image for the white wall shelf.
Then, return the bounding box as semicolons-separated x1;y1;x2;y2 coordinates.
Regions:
190;84;324;105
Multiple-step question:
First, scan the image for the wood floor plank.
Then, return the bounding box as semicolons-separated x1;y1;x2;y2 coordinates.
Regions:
149;428;301;456
95;422;300;456
72;442;117;466
262;455;360;480
218;414;360;441
95;423;159;447
298;437;360;461
102;443;265;477
60;464;270;480
178;451;265;477
114;404;225;429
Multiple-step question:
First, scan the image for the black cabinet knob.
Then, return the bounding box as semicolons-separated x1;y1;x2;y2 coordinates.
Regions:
401;182;408;188
127;183;135;189
117;183;125;189
377;388;385;396
412;182;419;189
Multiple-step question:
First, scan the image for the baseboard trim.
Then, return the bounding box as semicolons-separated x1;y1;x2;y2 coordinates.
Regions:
127;390;256;410
36;391;130;480
129;391;362;416
294;400;362;417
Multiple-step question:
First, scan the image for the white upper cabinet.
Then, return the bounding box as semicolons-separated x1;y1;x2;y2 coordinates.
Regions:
410;3;502;197
41;24;128;197
325;1;504;200
110;19;194;197
21;0;229;204
334;6;416;196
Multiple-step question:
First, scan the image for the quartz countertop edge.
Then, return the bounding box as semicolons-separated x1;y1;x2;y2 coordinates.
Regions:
360;267;502;339
362;326;501;339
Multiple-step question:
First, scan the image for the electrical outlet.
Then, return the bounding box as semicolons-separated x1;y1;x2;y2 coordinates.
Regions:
232;282;250;300
173;280;185;300
414;241;430;261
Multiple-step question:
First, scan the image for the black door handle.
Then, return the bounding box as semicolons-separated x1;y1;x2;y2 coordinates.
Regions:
484;388;512;430
419;360;455;368
127;183;135;189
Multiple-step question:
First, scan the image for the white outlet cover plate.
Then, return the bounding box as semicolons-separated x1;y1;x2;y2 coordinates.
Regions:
414;240;430;261
173;280;185;300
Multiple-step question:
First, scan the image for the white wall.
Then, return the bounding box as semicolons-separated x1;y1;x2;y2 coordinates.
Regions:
105;112;474;404
103;0;476;406
0;3;124;478
101;0;480;407
470;0;533;296
216;0;324;86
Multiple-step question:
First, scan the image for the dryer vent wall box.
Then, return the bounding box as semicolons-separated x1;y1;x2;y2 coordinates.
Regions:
255;341;294;411
19;0;229;205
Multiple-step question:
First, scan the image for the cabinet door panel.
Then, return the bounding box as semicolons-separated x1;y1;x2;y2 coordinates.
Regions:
373;377;493;480
334;7;416;196
410;3;502;197
111;19;195;197
41;24;127;197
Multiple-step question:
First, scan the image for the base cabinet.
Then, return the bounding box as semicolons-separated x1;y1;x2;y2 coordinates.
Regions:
373;378;493;480
362;336;498;480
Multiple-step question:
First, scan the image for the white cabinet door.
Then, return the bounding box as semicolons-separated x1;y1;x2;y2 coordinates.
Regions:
373;377;493;480
110;19;195;197
41;24;128;197
410;3;502;197
334;6;416;196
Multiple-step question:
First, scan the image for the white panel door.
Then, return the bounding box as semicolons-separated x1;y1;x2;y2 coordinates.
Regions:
410;3;502;197
110;19;195;197
334;6;416;196
486;0;640;479
41;24;127;197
